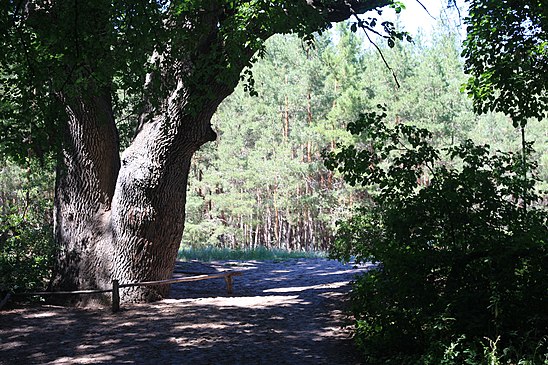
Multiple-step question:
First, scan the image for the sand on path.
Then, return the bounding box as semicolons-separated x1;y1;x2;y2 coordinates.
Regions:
0;258;370;365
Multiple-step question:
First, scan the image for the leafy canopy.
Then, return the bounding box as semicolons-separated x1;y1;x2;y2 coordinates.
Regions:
0;0;394;161
462;0;548;126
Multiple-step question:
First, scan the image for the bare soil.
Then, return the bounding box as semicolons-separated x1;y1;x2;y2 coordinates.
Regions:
0;258;370;365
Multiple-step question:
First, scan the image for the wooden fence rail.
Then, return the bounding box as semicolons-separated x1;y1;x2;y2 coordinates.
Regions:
6;271;242;313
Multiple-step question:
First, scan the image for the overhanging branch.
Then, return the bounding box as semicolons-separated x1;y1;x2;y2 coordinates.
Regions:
306;0;392;22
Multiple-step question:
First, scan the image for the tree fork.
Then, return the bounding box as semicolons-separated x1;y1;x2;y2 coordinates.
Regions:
46;0;392;305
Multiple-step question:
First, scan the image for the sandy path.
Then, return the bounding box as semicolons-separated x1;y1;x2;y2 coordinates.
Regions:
0;258;369;365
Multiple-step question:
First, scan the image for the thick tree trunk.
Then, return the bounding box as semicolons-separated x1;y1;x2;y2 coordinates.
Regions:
52;92;120;303
53;80;230;303
109;98;220;302
48;0;389;305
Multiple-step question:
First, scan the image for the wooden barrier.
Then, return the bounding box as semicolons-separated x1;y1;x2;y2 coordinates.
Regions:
112;271;243;313
112;279;120;313
0;293;11;310
9;271;243;313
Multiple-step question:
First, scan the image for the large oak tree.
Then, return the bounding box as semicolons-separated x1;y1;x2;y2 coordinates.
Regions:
0;0;390;303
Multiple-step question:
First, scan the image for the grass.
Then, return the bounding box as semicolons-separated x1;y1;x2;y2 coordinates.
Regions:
178;245;326;262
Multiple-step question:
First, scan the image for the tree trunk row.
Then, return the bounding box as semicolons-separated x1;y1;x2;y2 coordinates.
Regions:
214;209;334;252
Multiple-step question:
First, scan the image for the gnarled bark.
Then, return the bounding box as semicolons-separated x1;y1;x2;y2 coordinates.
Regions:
50;0;389;304
109;87;229;302
52;91;120;303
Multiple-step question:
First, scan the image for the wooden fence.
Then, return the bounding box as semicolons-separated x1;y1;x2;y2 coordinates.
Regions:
4;271;242;313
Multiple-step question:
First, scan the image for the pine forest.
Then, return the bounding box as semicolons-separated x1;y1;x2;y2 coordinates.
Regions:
183;22;547;252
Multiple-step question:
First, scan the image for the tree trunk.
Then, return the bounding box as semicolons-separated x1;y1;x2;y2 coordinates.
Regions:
52;91;120;304
111;109;216;302
52;75;230;303
47;0;389;305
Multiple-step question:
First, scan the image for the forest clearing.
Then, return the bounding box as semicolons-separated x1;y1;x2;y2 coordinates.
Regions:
1;0;547;364
1;259;367;365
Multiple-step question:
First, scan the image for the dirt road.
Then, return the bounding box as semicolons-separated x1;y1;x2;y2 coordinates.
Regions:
1;259;369;364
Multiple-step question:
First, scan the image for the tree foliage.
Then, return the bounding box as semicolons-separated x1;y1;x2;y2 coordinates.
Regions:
463;0;548;126
184;18;547;252
325;108;547;364
322;3;548;363
0;0;392;161
0;158;55;294
185;30;365;251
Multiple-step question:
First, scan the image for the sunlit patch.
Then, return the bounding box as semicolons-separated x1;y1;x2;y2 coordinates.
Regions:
100;339;120;345
169;337;216;347
49;355;115;364
22;311;58;319
263;281;348;293
316;270;359;276
164;295;303;308
173;323;237;331
111;321;137;328
76;344;99;350
263;276;289;281
4;327;38;334
2;341;25;349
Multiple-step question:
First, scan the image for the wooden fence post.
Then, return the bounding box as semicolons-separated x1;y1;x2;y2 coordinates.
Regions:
0;293;11;310
112;280;120;313
224;275;233;295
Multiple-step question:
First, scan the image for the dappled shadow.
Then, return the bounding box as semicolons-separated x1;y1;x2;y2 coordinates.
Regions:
0;259;370;364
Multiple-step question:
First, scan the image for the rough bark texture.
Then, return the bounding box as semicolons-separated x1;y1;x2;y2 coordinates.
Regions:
110;88;229;302
49;0;390;304
53;80;234;303
52;92;120;304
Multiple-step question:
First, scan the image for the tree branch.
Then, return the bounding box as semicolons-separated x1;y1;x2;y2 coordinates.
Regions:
353;14;401;88
306;0;392;22
415;0;436;21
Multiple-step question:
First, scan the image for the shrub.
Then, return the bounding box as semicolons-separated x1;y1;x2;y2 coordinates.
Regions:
324;108;548;364
0;214;55;293
0;159;55;295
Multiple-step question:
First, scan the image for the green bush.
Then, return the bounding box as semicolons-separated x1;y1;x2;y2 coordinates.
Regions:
0;215;55;293
0;159;55;295
325;109;548;364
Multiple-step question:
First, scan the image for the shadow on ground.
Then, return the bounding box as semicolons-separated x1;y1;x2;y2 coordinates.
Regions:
0;259;370;365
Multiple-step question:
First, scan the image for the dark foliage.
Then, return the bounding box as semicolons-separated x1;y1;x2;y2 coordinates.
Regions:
0;216;55;295
0;160;55;296
463;0;548;127
325;109;548;364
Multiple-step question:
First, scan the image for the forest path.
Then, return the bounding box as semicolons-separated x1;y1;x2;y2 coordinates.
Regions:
1;258;370;365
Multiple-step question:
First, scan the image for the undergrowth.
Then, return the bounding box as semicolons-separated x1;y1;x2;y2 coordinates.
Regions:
1;159;55;295
178;244;325;262
325;109;548;365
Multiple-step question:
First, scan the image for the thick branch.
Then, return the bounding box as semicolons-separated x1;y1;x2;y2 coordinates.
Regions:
307;0;392;22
